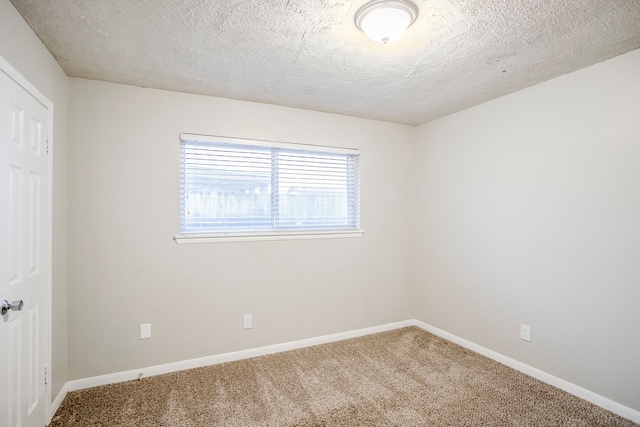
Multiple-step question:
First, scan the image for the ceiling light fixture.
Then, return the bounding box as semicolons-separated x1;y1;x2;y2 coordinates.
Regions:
354;0;419;44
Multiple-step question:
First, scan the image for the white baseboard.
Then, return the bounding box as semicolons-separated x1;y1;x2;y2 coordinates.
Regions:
413;320;640;424
58;319;639;424
66;320;414;392
48;382;69;425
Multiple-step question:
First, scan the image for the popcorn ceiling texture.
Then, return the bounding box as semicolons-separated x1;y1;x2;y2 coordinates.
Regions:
49;327;638;426
10;0;640;125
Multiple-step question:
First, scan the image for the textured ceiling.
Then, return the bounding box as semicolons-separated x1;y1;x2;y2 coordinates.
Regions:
10;0;640;125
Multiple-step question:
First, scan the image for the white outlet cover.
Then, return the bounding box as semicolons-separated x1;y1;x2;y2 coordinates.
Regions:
140;323;151;340
520;324;531;342
243;314;252;330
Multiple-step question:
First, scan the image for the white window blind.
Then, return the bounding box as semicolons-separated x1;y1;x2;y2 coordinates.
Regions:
179;134;360;238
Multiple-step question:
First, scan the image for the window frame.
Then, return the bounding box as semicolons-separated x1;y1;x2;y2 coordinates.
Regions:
174;133;364;244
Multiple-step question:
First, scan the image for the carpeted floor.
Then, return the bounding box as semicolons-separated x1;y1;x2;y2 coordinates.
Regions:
50;327;637;426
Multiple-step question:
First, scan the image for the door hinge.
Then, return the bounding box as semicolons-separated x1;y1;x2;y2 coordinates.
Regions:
46;137;49;154
44;366;48;385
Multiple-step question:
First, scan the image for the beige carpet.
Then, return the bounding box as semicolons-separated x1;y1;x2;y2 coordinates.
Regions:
51;327;637;426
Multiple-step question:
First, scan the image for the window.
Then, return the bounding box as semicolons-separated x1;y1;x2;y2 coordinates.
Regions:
175;134;362;243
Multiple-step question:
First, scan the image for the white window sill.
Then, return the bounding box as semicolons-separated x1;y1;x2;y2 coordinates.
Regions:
174;229;364;244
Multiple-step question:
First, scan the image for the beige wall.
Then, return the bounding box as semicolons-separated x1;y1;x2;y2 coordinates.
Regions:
67;78;415;379
0;0;69;400
413;49;640;410
4;0;639;412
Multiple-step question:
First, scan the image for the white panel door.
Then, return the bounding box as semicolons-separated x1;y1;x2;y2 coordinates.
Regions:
0;68;48;427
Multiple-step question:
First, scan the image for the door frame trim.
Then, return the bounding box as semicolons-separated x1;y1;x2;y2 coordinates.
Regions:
0;54;54;426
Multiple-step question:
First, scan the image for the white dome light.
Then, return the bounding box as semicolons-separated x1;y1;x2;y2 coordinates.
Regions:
354;0;419;44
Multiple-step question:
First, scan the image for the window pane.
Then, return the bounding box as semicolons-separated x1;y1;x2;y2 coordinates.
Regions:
277;149;351;229
180;136;360;234
181;142;272;232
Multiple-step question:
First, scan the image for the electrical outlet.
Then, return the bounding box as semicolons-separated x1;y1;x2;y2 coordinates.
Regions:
243;314;252;330
140;323;151;340
520;324;531;342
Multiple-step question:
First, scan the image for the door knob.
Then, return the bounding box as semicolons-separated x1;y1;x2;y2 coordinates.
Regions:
1;300;23;316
